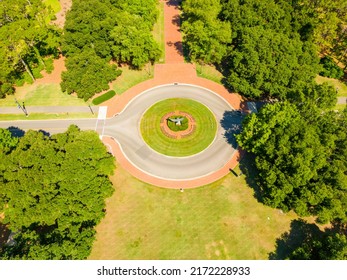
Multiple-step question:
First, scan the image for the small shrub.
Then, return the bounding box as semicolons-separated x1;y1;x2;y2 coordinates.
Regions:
0;83;14;98
32;67;44;79
45;57;54;74
319;56;344;79
92;90;116;105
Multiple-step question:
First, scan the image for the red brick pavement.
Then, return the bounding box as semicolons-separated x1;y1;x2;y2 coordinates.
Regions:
163;0;184;64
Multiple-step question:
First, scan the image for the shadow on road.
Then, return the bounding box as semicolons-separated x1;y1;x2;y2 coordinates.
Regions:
7;126;25;138
220;110;245;149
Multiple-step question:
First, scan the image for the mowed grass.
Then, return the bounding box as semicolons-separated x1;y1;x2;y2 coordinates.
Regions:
140;98;217;157
0;113;95;121
196;64;224;84
153;1;165;63
112;65;154;95
43;0;61;13
89;163;300;260
335;103;347;111
0;84;87;107
315;75;347;97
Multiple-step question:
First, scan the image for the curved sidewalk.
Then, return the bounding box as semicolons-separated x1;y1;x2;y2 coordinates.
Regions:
103;136;244;189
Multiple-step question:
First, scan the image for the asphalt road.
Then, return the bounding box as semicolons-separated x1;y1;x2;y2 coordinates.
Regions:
0;84;242;180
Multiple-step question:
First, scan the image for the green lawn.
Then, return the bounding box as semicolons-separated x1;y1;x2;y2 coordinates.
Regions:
196;64;224;84
0;84;87;107
335;103;347;111
43;0;61;13
0;112;95;121
315;75;347;97
89;159;302;260
111;65;154;95
153;1;165;63
140;98;217;157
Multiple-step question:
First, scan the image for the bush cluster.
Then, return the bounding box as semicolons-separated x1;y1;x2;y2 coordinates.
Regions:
319;56;344;79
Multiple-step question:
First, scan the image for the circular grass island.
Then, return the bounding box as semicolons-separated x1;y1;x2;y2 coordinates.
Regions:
140;98;217;157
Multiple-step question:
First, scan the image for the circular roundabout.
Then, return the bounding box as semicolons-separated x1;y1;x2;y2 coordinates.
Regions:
140;98;217;157
104;84;240;181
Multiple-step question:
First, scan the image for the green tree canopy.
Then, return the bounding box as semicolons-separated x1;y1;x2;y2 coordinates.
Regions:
61;48;121;100
61;0;160;98
0;0;60;97
0;125;115;259
237;103;347;223
110;11;160;68
182;0;231;64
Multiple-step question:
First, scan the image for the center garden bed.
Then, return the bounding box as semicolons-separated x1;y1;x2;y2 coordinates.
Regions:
140;98;217;157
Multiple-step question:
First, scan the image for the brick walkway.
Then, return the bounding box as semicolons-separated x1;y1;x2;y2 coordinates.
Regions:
102;0;245;189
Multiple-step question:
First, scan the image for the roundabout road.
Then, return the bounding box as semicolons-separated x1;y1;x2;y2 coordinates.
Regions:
0;83;242;182
103;83;239;180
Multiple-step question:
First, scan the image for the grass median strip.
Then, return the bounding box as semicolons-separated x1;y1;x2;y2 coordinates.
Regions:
0;112;96;121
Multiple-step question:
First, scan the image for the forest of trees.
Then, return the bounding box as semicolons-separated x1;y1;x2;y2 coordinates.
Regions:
181;0;347;259
0;0;161;100
61;0;161;100
182;0;347;100
0;0;60;98
1;0;347;260
0;126;115;259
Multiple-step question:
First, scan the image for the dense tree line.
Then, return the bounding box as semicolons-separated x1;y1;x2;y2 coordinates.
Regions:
181;0;346;100
290;231;347;260
0;126;114;259
292;0;347;66
236;100;347;258
237;102;347;224
0;0;60;98
181;0;231;64
61;0;160;100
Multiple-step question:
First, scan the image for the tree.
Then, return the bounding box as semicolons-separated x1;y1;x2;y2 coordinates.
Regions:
0;128;18;154
181;0;231;64
0;0;60;96
61;0;159;98
288;82;337;111
237;103;347;222
221;0;320;99
111;0;158;28
270;219;347;260
291;0;347;55
61;48;121;100
0;125;115;259
110;11;161;68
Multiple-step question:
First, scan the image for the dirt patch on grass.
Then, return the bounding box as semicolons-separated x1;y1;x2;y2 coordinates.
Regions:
52;0;72;29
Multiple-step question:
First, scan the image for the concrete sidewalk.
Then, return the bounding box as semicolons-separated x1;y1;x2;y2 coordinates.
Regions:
0;105;99;115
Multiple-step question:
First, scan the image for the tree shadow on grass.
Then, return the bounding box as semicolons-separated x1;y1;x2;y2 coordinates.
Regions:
238;152;263;202
269;219;323;260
